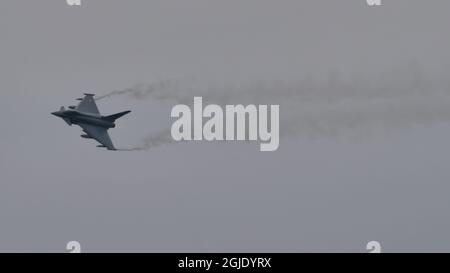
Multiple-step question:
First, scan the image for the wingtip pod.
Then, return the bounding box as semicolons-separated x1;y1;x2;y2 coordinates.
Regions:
97;145;117;151
103;110;132;122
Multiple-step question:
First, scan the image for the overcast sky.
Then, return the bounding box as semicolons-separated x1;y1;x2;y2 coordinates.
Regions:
1;0;450;252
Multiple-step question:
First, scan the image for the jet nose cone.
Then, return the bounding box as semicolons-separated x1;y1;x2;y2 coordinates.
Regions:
51;111;60;117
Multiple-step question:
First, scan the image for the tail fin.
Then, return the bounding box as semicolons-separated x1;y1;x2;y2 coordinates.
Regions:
103;110;131;122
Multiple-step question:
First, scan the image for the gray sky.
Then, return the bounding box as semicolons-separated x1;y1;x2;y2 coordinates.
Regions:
1;0;450;252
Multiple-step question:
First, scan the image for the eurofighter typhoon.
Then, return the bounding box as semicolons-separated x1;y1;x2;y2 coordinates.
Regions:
51;93;131;150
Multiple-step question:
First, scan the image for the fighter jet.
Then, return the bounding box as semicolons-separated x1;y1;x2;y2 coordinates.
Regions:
51;93;131;150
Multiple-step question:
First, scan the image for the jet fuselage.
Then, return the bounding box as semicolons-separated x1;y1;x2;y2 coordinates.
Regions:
51;109;116;128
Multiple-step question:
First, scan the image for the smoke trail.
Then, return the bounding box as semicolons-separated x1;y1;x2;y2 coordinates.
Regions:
96;80;180;101
103;63;450;146
116;130;175;151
